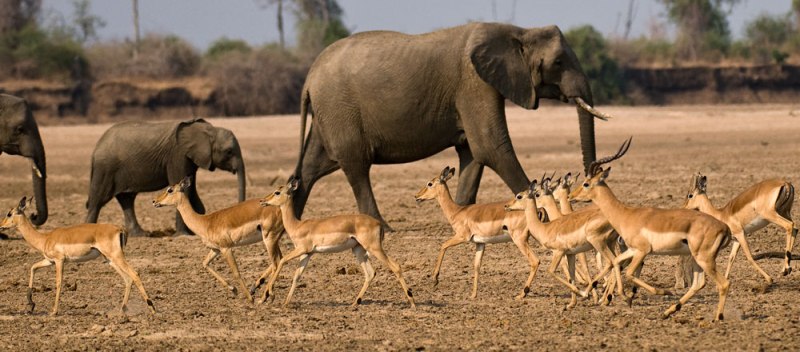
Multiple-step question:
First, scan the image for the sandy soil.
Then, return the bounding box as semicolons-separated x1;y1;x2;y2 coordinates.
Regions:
0;104;798;350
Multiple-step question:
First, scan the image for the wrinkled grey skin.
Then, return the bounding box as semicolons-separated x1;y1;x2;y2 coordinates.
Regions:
86;118;246;236
293;22;599;228
0;94;48;226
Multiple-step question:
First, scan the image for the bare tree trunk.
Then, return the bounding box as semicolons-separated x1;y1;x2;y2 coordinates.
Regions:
132;0;140;59
623;0;637;40
277;0;284;49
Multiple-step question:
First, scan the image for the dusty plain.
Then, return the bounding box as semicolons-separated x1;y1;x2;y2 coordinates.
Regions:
0;104;798;350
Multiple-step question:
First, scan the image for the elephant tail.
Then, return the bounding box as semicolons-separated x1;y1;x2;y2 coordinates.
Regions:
294;88;311;178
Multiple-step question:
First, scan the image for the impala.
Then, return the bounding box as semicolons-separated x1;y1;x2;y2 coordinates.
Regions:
0;197;156;315
415;166;540;300
570;138;732;321
153;177;284;303
683;173;797;284
260;179;415;308
505;179;618;308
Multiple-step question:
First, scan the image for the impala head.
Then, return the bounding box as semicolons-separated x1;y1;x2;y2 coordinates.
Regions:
569;137;632;202
153;176;191;208
553;171;579;200
415;166;455;203
683;173;708;210
261;178;299;207
0;197;33;230
537;172;558;198
505;180;540;211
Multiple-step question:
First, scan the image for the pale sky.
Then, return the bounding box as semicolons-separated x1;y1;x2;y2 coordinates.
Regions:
43;0;790;50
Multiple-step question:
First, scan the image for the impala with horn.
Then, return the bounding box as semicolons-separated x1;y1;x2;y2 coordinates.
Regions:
570;138;732;321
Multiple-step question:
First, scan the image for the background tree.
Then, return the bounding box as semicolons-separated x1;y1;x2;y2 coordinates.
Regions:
294;0;349;59
256;0;286;49
71;0;105;44
0;0;40;35
659;0;741;60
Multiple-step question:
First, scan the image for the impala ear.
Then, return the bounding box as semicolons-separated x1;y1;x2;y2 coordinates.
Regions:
698;175;707;192
288;178;299;192
17;196;27;211
599;167;611;182
439;166;453;182
179;176;192;191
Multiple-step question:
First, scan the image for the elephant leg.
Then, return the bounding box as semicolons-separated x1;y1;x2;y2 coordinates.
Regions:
292;126;340;219
86;178;114;224
116;193;147;237
454;143;484;205
456;97;529;194
340;162;389;230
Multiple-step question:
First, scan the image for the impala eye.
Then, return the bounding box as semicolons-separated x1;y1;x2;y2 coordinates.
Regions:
583;183;589;188
167;188;173;193
274;191;281;196
427;182;433;187
687;194;693;199
516;195;522;200
6;212;10;217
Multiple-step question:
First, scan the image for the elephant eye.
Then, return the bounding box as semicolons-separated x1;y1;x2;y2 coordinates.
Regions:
554;58;562;65
14;125;24;134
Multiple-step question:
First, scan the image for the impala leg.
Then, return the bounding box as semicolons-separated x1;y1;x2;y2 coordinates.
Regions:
352;245;375;306
663;261;705;319
724;242;739;279
284;254;311;306
432;235;467;287
696;253;729;322
730;230;773;285
582;239;617;298
624;251;672;298
566;254;578;309
203;249;236;295
111;256;156;313
362;243;416;308
547;251;584;298
510;231;540;300
251;230;283;297
612;249;636;298
262;247;308;304
51;260;64;316
470;243;486;299
575;253;592;285
220;248;253;302
108;261;133;314
27;259;52;314
761;212;797;276
674;255;692;289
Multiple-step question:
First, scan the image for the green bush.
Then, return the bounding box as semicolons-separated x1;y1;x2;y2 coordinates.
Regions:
204;46;308;116
87;34;200;79
744;13;793;64
0;24;87;80
564;25;624;104
205;37;251;61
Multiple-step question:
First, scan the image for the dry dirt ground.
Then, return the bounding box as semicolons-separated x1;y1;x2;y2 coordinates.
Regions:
0;104;799;350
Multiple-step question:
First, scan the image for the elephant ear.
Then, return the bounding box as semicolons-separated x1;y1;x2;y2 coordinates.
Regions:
467;23;536;109
176;118;214;170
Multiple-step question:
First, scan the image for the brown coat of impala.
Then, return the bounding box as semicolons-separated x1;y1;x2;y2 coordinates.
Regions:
570;138;732;321
0;197;155;316
260;179;415;308
152;177;284;303
415;166;540;300
684;174;796;284
505;179;618;309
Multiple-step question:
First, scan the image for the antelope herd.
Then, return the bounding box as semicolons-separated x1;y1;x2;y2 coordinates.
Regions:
0;138;796;322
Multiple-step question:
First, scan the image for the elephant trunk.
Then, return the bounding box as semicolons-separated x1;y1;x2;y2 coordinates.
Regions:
236;161;246;202
576;106;596;175
29;151;48;226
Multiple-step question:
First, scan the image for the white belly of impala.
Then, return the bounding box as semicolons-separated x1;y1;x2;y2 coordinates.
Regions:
313;238;358;253
743;216;769;234
64;248;102;262
473;233;511;244
641;229;690;255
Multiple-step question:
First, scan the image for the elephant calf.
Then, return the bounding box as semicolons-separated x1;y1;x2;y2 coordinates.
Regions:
86;118;246;236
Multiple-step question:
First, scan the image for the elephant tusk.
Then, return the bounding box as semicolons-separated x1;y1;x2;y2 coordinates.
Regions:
574;97;613;121
31;161;42;179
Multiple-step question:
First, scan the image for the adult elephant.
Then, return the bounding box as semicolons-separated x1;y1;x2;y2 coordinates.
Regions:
292;22;613;228
0;94;48;226
86;118;246;236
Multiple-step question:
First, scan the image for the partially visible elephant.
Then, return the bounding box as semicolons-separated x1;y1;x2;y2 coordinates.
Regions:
292;22;613;228
86;118;246;236
0;94;48;226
